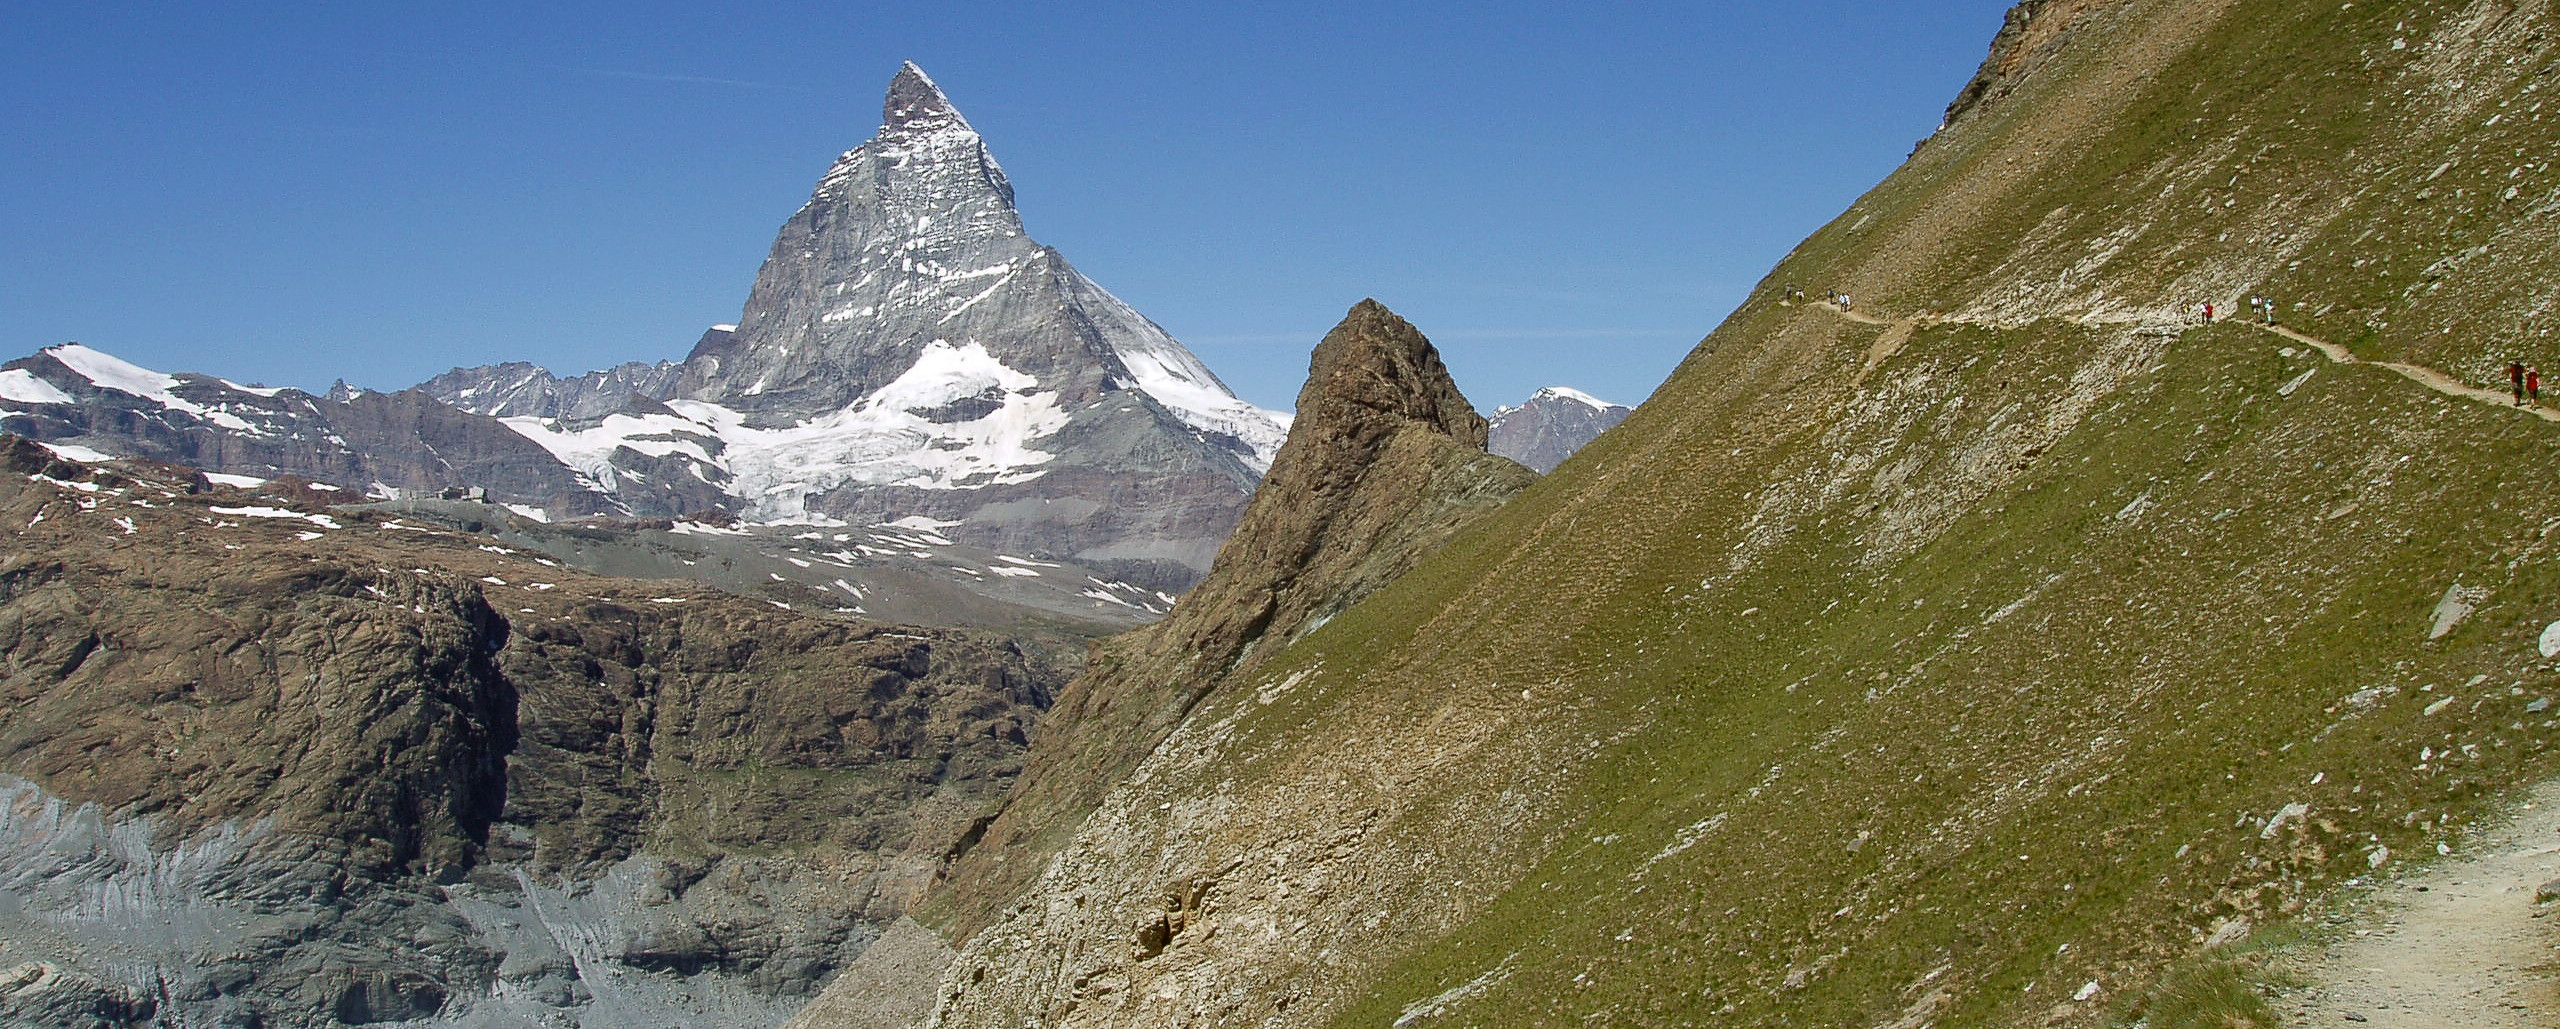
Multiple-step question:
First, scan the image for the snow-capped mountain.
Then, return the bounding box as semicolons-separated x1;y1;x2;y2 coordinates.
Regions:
1487;386;1632;473
428;63;1288;584
0;343;624;516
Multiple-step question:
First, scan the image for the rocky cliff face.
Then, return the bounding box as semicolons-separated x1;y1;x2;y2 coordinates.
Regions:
1486;386;1631;473
794;3;2560;1027
0;438;1069;1028
788;300;1530;1026
1939;0;2118;127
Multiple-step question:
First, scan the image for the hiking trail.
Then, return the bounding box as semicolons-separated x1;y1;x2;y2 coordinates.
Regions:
2256;322;2560;424
2273;778;2560;1027
1786;297;2560;424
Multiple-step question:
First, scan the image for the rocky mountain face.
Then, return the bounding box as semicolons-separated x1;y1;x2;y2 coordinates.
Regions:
415;356;686;421
787;299;1532;1026
792;3;2560;1027
426;64;1288;587
0;437;1070;1028
1486;386;1631;473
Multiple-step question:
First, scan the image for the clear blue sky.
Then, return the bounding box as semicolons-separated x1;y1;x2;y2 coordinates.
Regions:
2;1;2012;412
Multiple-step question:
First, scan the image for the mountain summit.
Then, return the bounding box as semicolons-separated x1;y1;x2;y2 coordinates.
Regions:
669;61;1035;414
880;61;981;140
1488;385;1631;473
439;63;1289;583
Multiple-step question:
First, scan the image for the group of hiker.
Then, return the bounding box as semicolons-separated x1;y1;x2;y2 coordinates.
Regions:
1780;284;1851;312
2511;361;2544;406
2189;297;2279;325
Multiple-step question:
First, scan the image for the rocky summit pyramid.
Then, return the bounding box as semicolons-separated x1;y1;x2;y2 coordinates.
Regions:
437;63;1287;585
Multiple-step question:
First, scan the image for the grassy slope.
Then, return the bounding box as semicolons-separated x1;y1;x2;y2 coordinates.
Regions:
1074;1;2560;1026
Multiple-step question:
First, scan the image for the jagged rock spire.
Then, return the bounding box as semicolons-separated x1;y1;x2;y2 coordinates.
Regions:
1298;298;1490;449
1144;298;1527;680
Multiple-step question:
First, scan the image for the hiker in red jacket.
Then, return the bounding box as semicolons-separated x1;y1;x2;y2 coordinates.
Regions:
2531;366;2543;406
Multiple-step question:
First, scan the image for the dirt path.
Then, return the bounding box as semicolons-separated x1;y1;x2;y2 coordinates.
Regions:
1778;299;1930;388
2275;779;2560;1027
1785;298;1892;327
1786;298;2560;424
2256;323;2560;424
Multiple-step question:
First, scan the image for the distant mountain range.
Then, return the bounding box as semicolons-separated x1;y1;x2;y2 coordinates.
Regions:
0;63;1289;590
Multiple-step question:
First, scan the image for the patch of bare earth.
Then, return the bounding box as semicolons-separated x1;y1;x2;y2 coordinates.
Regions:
2279;780;2560;1027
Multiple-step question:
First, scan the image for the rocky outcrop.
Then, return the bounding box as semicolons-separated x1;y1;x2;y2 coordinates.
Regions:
1104;299;1530;689
1487;386;1631;473
1940;0;2119;127
789;301;1529;1025
0;438;517;878
0;440;1069;1028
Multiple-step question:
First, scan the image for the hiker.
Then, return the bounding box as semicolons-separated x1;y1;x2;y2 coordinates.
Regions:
2532;366;2543;406
1840;292;1853;312
2511;361;2528;405
2203;301;2215;323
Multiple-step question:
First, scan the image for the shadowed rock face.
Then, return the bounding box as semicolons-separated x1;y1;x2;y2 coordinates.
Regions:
0;438;518;879
805;301;1531;1021
0;437;1069;1028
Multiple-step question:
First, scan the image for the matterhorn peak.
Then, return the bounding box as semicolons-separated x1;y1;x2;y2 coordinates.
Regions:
882;61;970;138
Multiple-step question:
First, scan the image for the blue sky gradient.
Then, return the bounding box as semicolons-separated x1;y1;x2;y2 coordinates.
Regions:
2;1;2013;411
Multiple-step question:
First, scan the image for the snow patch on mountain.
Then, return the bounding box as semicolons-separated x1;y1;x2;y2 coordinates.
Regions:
499;340;1074;521
1520;386;1619;413
42;345;263;433
49;344;183;405
0;370;73;405
1059;270;1290;470
1488;385;1635;474
497;410;723;488
36;442;117;464
688;340;1071;518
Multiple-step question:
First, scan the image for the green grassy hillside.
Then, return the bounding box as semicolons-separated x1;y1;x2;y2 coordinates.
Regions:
911;3;2560;1027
